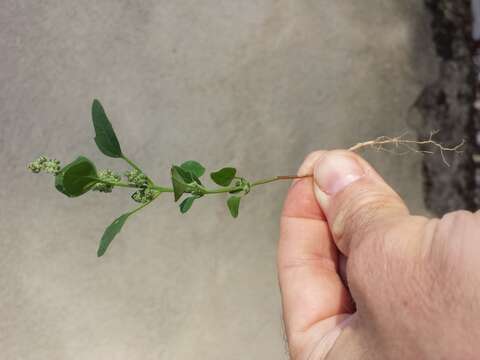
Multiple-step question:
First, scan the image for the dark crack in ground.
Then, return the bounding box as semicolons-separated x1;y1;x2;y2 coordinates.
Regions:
411;0;478;215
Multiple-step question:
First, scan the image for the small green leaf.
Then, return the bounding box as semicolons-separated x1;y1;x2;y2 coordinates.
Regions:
97;213;130;257
55;156;99;197
172;164;203;185
180;161;205;178
227;196;241;218
179;195;200;214
210;167;237;186
171;166;189;201
174;165;194;183
92;99;123;158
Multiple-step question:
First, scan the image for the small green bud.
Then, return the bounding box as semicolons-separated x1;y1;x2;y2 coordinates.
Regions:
125;169;148;187
131;188;158;203
28;156;61;174
92;169;121;193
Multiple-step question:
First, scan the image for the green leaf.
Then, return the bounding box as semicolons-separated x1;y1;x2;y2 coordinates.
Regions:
179;195;200;214
97;213;130;257
171;166;189;202
92;99;123;158
210;167;236;186
54;172;66;193
55;156;99;197
180;161;205;178
227;196;241;218
174;165;194;183
172;164;203;185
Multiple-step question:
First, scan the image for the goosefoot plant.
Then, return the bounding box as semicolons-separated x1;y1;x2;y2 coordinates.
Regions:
28;100;464;257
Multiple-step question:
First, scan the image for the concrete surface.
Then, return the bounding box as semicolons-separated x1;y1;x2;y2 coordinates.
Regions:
0;1;435;359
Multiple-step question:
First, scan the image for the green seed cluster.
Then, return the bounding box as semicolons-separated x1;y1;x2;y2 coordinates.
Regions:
92;169;121;193
131;188;158;203
125;169;148;187
27;156;61;174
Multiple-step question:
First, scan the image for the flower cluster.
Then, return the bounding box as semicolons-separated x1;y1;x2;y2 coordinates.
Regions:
131;188;158;203
125;169;148;187
92;169;121;193
27;156;61;174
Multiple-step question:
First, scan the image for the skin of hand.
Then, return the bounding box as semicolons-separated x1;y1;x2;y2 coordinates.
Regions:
278;150;480;360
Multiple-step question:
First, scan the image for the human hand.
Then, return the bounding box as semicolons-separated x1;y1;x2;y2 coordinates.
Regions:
278;150;480;359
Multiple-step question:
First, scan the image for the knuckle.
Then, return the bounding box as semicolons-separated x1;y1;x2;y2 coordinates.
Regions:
426;211;480;312
439;209;477;226
434;210;477;246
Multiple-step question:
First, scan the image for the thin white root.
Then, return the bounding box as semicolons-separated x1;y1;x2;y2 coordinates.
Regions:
348;131;465;166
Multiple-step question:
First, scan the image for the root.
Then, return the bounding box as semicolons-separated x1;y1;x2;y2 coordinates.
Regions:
348;130;465;166
278;131;465;181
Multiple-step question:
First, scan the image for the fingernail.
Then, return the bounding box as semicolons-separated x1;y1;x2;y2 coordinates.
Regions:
314;152;364;195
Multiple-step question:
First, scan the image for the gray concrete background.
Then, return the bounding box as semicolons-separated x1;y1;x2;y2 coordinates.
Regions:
0;1;435;359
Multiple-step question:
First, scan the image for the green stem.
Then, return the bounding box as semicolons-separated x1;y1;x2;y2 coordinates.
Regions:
202;186;242;194
151;185;174;193
251;175;311;187
199;175;310;194
251;177;279;187
98;179;173;193
127;192;161;216
95;179;138;189
99;174;310;196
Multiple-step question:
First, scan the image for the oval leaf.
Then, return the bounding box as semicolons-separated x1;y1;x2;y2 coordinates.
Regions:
97;213;130;257
180;161;205;178
227;196;241;218
55;156;99;197
92;99;123;158
210;167;236;186
179;195;200;214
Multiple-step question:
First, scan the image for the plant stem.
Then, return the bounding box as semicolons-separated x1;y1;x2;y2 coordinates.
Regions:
199;174;312;194
96;179;138;189
251;174;311;187
98;179;173;193
151;185;174;193
127;191;161;216
90;177;138;189
202;186;242;194
101;174;310;196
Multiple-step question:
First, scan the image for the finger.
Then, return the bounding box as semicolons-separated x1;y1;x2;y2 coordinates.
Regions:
312;150;410;256
278;151;353;351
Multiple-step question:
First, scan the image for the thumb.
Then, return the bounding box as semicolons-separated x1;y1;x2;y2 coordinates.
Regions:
313;150;410;256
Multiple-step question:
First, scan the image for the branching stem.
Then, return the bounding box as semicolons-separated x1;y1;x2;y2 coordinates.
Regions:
96;179;138;189
127;192;161;216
